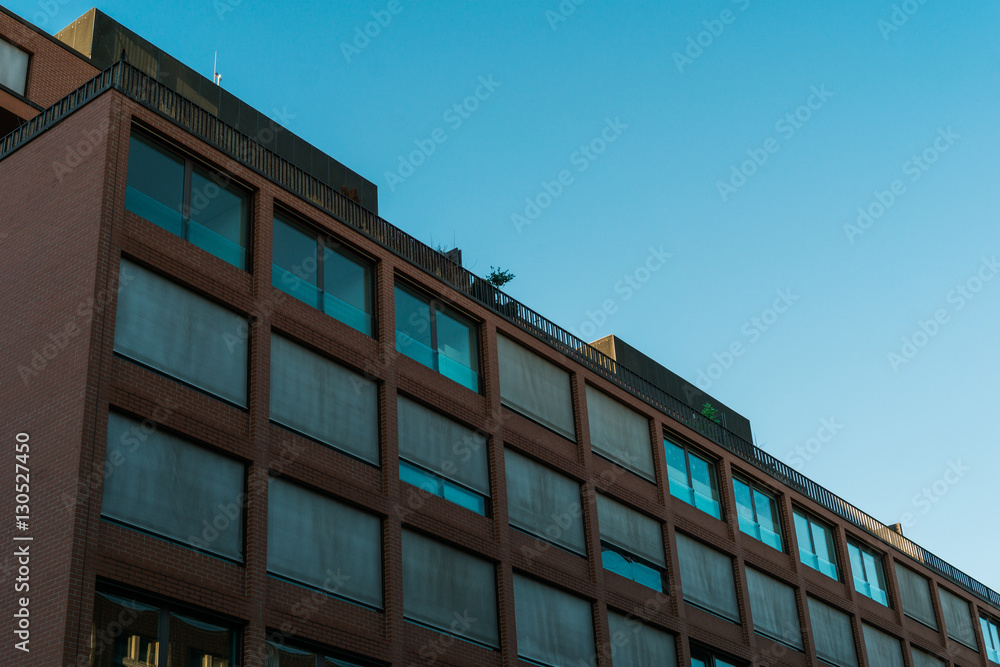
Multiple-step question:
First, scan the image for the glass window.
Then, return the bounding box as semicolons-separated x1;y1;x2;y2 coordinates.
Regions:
266;641;378;667
808;597;858;667
397;396;489;515
691;649;740;667
596;494;666;593
981;616;1000;664
126;133;249;269
733;476;782;551
395;284;479;391
114;260;249;407
0;38;29;96
847;540;888;606
272;215;373;335
505;449;587;556
90;589;237;667
497;334;576;440
664;438;720;518
793;509;838;580
675;533;740;624
513;574;595;667
267;477;383;609
102;412;245;560
607;612;677;667
938;587;978;649
585;385;655;481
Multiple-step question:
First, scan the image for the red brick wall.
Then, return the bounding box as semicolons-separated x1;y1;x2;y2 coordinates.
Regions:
0;93;114;666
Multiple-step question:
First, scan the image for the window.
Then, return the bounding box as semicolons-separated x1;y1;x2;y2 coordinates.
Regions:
981;616;1000;664
272;215;373;335
894;563;938;629
807;597;858;667
496;334;576;440
939;587;978;650
0;38;29;96
733;476;782;551
114;260;248;406
394;283;479;391
607;612;677;667
862;624;904;667
745;568;803;650
504;449;586;556
397;396;489;515
585;386;655;481
793;509;838;580
101;412;245;560
513;574;594;667
675;533;740;624
847;540;888;606
595;494;666;592
270;333;379;465
90;589;238;667
266;641;380;666
401;530;499;648
664;438;720;518
126;132;249;269
690;648;740;667
267;477;383;609
910;646;947;667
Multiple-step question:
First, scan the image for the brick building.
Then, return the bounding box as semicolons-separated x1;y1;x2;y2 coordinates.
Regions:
2;5;1000;667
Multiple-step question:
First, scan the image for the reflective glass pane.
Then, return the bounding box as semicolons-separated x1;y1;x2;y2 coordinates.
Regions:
91;593;161;667
664;441;690;502
692;659;707;667
323;245;371;335
0;38;29;95
126;135;184;236
190;168;246;268
167;613;233;667
436;308;478;391
753;489;780;543
442;480;487;515
733;478;758;537
399;460;442;495
688;453;720;518
273;217;319;307
794;512;816;567
395;287;434;366
267;643;316;667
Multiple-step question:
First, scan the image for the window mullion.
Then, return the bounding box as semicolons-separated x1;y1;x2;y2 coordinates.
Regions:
316;234;325;309
157;608;170;665
429;302;440;371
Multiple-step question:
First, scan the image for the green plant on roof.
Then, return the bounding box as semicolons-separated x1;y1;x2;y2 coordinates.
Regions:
700;402;721;424
486;266;515;288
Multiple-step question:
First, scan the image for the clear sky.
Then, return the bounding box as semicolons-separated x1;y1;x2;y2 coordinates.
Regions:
14;0;1000;591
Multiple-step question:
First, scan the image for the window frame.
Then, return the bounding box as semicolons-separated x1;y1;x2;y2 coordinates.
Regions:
91;583;241;667
793;508;840;581
394;280;481;392
272;211;375;335
664;435;722;519
399;458;489;516
126;128;251;270
846;539;889;606
690;645;742;667
732;474;784;551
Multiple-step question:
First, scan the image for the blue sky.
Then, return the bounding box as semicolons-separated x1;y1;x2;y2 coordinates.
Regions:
16;0;1000;590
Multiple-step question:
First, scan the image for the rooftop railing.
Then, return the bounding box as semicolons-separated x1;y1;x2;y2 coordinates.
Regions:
3;60;998;610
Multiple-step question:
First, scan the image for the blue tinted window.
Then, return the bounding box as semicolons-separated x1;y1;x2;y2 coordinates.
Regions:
847;541;888;606
733;477;783;551
399;460;487;515
601;546;664;593
394;285;479;392
665;438;720;519
981;616;1000;664
793;510;838;580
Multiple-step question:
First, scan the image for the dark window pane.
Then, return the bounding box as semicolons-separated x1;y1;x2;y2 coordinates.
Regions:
0;38;29;96
126;135;184;236
395;287;434;366
189;168;247;269
273;217;320;307
323;244;371;335
665;440;691;502
168;612;233;667
267;643;317;667
91;593;161;667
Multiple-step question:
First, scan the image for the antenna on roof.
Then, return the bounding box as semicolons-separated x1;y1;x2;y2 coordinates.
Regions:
213;51;222;86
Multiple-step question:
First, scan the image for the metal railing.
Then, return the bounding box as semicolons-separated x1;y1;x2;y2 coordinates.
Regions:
3;60;998;610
